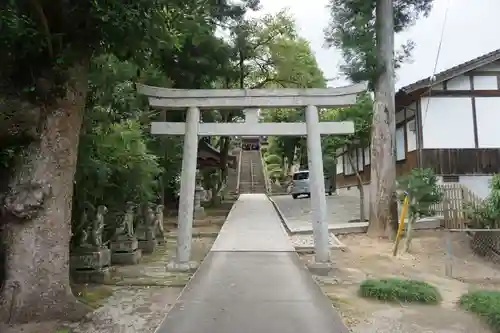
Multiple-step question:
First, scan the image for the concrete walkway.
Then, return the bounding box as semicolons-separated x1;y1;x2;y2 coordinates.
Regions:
156;194;348;333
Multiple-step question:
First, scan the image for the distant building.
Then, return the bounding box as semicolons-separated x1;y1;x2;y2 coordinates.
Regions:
336;49;500;199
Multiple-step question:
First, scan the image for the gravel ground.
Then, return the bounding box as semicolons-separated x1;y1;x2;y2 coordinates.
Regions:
289;232;344;247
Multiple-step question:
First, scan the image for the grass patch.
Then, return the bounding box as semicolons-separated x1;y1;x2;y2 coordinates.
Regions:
460;290;500;332
72;284;114;309
359;278;441;304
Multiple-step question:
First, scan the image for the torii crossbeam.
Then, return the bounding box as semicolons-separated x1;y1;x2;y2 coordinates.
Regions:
138;82;367;270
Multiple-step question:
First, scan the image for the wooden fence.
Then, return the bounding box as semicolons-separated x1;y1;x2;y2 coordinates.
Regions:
430;184;483;229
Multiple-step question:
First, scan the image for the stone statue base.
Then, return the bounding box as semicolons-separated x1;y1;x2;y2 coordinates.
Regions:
70;247;111;283
138;240;156;254
136;226;156;254
194;206;206;219
110;237;142;265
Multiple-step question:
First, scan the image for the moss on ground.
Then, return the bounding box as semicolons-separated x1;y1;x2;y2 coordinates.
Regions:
359;278;441;304
72;284;114;309
460;290;500;333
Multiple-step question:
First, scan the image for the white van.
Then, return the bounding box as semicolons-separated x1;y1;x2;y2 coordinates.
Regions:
290;170;333;199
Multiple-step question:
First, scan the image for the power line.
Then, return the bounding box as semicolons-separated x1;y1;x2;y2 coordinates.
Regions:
421;0;452;129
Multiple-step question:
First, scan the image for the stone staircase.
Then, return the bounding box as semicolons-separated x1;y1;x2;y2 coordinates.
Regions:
238;150;267;193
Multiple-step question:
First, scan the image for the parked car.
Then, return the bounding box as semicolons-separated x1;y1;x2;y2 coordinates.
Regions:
290;170;334;199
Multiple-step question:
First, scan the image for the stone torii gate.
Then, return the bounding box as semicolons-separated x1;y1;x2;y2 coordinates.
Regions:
138;83;367;270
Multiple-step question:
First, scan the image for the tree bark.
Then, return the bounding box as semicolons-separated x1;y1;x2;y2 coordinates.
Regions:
0;63;91;323
404;214;417;253
347;152;366;222
367;0;397;238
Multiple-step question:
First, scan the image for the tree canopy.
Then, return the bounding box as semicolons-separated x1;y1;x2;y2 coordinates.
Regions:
324;0;433;87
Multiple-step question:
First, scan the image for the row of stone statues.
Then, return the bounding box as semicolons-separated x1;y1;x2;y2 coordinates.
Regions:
71;202;166;283
77;202;165;249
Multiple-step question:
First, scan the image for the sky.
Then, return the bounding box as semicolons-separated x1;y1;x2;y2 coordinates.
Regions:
248;0;500;88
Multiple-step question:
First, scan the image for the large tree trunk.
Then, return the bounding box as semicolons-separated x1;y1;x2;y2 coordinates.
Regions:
367;0;396;238
0;63;91;323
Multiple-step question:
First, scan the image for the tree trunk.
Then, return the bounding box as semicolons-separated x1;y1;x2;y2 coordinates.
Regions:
367;0;396;238
347;153;366;222
0;63;91;323
404;214;417;253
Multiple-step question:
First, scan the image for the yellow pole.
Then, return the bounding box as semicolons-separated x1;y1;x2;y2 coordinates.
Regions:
392;194;409;256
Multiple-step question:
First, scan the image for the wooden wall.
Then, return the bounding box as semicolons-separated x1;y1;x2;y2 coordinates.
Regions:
421;148;500;174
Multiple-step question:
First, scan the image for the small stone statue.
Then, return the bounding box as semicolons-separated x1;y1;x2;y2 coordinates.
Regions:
155;204;165;239
116;202;135;238
144;205;155;227
76;209;91;247
79;226;91;248
92;205;107;248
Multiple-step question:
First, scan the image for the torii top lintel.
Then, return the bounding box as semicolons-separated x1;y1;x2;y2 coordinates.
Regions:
137;82;368;110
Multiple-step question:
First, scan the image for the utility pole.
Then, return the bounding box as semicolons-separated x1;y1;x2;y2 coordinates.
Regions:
367;0;397;238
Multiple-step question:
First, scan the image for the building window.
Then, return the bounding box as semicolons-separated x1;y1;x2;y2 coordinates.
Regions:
396;126;406;161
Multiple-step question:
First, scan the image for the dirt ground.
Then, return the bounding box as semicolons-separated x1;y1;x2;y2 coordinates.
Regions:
301;230;500;333
1;213;226;333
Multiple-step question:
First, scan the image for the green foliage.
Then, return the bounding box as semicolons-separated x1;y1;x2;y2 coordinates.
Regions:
359;278;441;304
320;94;373;175
268;167;284;182
323;93;373;149
73;119;162;232
72;284;114;309
324;0;433;87
464;174;500;229
265;154;282;165
460;290;500;332
397;168;443;218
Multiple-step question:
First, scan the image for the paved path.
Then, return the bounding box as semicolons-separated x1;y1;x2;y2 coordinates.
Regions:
271;194;361;233
156;193;348;333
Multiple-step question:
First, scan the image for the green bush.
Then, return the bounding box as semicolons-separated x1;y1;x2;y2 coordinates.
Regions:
359;278;441;304
265;153;282;165
397;168;443;218
73;119;162;244
460;290;500;332
464;173;500;229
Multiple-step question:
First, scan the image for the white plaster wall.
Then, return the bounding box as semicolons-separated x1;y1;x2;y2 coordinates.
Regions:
446;75;471;90
475;97;500;147
406;119;417;151
364;147;370;165
357;148;363;171
459;175;492;199
421;97;475;148
473;75;498;90
437;175;492;199
336;156;343;174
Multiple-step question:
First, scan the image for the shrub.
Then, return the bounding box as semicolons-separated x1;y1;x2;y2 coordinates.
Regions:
265;153;282;165
359;278;441;304
397;168;443;218
460;290;500;332
464;173;500;229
